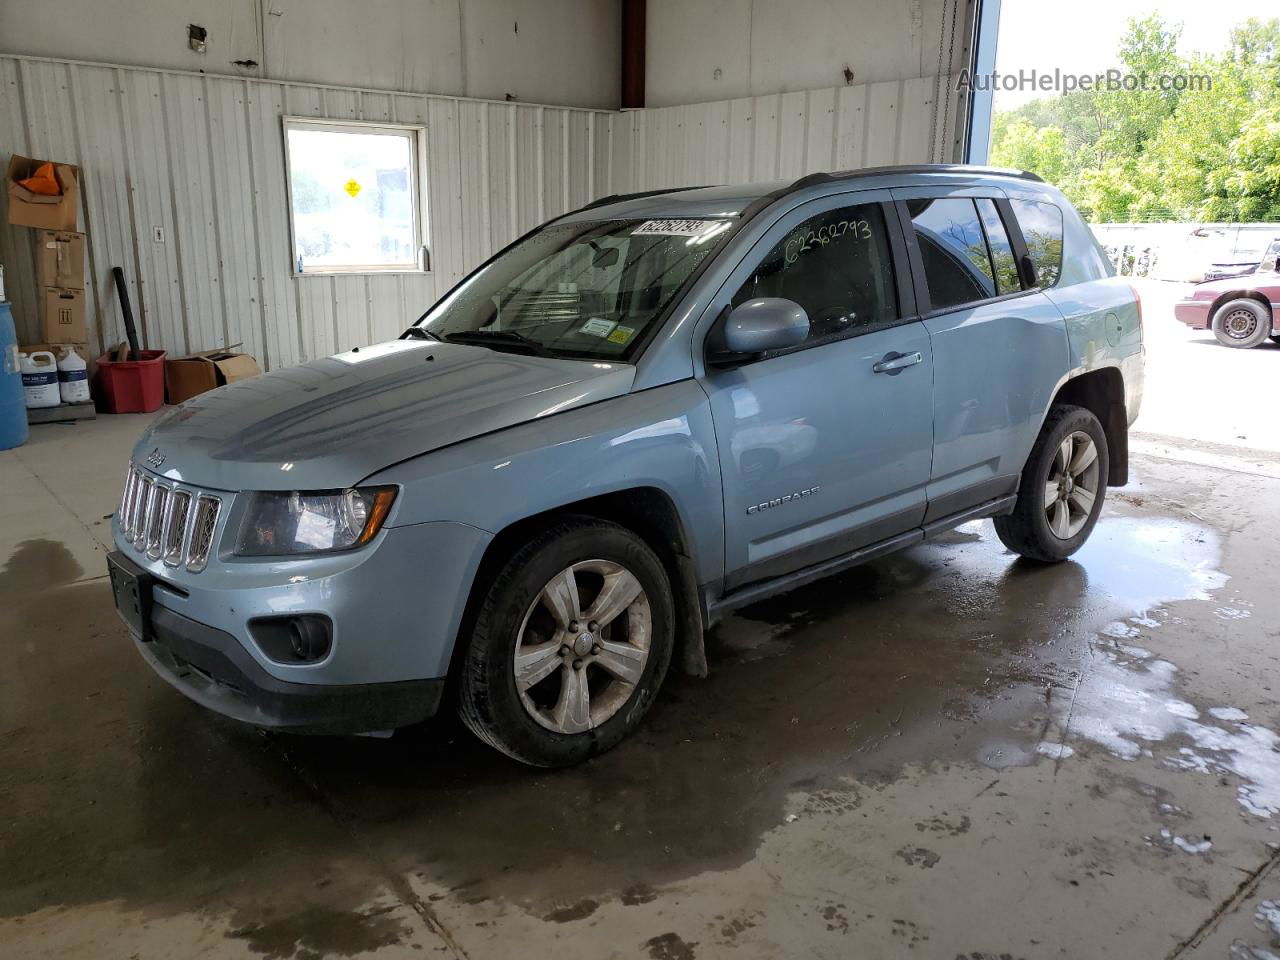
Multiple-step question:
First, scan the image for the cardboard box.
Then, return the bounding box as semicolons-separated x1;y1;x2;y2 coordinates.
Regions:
35;230;85;289
165;348;261;403
6;154;80;230
40;287;87;344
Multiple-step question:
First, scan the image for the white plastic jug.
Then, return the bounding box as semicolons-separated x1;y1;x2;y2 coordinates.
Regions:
20;351;60;409
57;345;90;403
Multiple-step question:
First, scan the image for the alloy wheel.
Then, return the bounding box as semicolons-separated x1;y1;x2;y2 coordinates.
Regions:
1044;430;1100;540
513;559;652;734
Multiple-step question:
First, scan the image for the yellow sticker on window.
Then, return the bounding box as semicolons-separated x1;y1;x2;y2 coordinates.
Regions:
607;325;635;345
343;179;362;198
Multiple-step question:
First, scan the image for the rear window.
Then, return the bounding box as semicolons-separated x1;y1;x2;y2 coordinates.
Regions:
975;199;1020;294
1010;199;1064;287
907;197;997;310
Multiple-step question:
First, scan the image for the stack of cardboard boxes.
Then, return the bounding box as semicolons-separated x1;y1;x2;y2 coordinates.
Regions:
5;154;89;366
33;229;88;356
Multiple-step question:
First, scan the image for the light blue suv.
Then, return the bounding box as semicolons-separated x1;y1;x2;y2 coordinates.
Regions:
108;164;1143;766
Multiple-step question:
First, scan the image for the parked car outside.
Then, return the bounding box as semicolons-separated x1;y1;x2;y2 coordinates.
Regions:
1202;237;1280;282
1174;253;1280;348
108;165;1144;767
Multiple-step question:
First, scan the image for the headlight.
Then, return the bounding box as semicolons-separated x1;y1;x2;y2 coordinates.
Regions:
235;487;397;556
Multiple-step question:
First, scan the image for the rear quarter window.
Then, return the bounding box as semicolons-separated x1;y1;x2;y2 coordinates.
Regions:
1010;199;1064;287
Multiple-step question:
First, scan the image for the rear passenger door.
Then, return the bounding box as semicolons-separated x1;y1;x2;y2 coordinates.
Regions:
892;188;1070;522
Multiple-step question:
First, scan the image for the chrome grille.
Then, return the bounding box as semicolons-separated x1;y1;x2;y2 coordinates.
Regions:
132;476;152;548
187;496;219;572
144;484;168;559
117;465;221;572
119;470;137;539
163;491;191;565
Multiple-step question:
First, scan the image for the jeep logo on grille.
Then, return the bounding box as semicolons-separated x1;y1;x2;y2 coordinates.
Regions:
145;448;166;468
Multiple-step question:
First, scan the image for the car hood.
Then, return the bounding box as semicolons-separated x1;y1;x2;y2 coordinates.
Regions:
1192;274;1263;296
135;340;635;491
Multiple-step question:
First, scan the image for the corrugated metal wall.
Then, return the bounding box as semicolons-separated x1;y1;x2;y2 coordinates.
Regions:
606;76;958;191
1;55;954;369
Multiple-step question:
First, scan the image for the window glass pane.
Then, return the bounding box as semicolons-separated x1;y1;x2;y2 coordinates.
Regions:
976;199;1021;294
731;203;897;348
421;218;734;360
1261;239;1280;273
1010;199;1064;287
909;198;996;310
287;124;417;271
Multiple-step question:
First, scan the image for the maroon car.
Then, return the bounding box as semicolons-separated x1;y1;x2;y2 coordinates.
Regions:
1175;263;1280;349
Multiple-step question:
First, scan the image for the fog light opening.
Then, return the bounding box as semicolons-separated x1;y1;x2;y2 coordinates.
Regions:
250;615;333;665
289;618;328;661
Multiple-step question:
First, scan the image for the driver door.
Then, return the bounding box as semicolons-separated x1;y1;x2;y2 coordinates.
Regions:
698;192;936;591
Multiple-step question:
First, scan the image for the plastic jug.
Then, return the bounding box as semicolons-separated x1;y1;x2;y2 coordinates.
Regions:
57;345;90;403
0;300;27;450
21;351;61;409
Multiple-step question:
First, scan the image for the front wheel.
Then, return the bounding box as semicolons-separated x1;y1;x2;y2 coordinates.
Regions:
994;404;1109;563
1212;298;1272;348
458;518;674;767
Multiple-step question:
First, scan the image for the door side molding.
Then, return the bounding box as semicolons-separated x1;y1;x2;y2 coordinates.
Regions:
707;493;1018;621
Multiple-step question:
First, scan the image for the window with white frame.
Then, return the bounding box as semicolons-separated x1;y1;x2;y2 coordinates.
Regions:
284;118;426;274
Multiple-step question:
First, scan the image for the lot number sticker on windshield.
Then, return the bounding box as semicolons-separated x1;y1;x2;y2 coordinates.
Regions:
632;219;723;237
607;325;635;345
580;317;617;337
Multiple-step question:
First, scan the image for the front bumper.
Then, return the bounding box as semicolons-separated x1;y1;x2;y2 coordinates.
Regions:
112;496;491;688
1174;299;1211;329
136;600;445;734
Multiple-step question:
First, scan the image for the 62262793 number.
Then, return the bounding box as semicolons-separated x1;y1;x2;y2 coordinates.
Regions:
784;219;873;264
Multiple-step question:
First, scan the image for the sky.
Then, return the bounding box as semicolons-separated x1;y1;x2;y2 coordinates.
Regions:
993;0;1277;109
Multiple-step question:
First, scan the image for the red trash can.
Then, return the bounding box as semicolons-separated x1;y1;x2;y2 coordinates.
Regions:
97;350;167;413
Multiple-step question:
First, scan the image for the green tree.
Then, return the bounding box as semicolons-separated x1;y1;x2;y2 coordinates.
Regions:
989;119;1070;184
987;14;1280;222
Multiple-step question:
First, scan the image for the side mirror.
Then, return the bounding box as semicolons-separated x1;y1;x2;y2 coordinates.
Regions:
1019;254;1039;288
709;298;809;363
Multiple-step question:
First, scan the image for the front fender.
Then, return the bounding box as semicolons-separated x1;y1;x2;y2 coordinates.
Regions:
367;380;725;587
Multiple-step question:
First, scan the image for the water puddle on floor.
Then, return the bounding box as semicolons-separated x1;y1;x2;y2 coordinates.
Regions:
1016;513;1280;822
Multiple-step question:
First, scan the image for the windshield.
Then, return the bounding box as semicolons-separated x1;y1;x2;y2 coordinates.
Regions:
418;217;735;360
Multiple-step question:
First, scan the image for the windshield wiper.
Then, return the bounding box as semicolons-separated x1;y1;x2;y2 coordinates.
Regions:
401;326;441;341
442;329;557;358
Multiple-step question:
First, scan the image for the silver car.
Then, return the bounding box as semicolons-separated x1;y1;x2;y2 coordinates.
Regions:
108;164;1144;767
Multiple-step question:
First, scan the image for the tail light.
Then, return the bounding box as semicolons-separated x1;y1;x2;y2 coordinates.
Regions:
1129;283;1144;338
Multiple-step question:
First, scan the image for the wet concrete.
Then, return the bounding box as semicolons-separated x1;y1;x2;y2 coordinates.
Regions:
5;415;1280;958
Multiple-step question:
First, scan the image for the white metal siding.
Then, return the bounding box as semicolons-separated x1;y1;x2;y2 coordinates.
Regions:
1;55;956;368
603;76;960;193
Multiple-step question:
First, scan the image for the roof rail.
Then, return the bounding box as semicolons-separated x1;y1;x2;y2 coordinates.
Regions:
788;164;1044;192
578;184;713;211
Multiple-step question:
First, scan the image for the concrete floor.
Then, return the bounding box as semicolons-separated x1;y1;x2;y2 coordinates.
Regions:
4;281;1280;960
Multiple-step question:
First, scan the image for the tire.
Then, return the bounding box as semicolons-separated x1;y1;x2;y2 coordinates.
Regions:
1211;298;1272;348
458;518;675;767
994;404;1110;563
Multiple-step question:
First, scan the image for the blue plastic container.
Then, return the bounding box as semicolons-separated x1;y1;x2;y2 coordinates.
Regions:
0;301;29;451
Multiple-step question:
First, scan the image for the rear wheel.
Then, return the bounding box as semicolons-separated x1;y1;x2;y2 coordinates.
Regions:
1212;298;1272;348
994;405;1109;563
458;518;674;767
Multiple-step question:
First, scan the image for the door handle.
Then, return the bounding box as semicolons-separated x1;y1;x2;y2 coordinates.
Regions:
872;351;923;375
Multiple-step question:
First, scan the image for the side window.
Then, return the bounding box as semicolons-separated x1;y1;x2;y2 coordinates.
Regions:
732;202;898;348
975;199;1021;294
1261;240;1280;274
907;198;997;310
1010;199;1065;287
